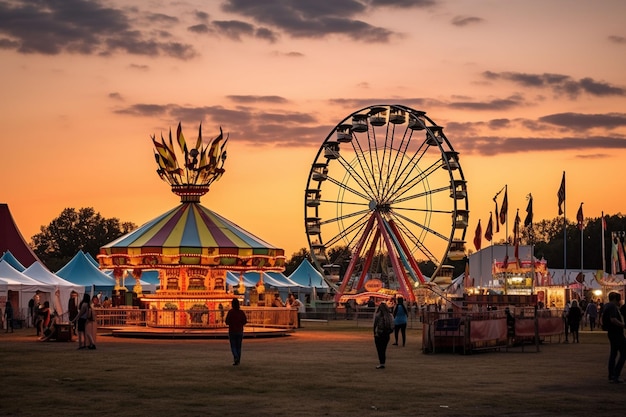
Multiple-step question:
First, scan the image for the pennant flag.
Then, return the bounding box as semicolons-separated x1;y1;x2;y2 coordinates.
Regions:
618;234;626;272
524;194;533;227
557;172;565;215
473;220;482;251
576;203;584;231
485;213;493;242
611;235;618;275
176;122;188;154
499;188;508;225
513;209;521;260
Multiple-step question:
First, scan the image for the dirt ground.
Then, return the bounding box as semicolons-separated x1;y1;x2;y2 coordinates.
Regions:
0;322;622;417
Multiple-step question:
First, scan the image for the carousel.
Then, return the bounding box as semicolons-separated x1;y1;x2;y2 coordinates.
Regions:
98;123;285;326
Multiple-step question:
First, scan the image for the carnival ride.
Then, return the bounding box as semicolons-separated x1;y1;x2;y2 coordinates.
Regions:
304;105;469;303
98;123;286;323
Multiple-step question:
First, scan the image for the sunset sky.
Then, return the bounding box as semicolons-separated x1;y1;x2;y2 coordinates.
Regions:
1;0;625;261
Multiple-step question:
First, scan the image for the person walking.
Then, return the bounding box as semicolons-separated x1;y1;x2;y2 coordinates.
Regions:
392;296;408;346
4;301;14;333
225;298;247;366
585;299;598;331
567;300;582;343
373;302;394;369
603;292;626;383
562;301;571;343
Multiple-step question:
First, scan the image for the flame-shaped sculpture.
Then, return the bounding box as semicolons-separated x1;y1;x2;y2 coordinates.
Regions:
152;123;228;202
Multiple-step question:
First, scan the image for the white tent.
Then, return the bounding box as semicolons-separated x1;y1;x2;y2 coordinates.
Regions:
23;261;84;319
0;259;54;318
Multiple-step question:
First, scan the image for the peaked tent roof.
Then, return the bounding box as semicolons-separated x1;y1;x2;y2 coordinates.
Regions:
0;259;54;290
0;203;41;268
56;251;116;287
1;250;26;272
23;261;84;316
288;260;330;289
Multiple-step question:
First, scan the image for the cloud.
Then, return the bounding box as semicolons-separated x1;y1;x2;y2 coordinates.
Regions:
608;35;626;44
483;71;626;98
0;0;196;59
211;20;279;42
114;103;325;146
539;112;626;131
454;135;626;156
227;95;289;104
220;0;433;43
451;16;484;27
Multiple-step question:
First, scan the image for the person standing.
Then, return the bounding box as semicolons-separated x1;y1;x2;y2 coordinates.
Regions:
392;296;408;346
286;293;304;328
567;300;582;343
68;291;79;335
562;301;571;343
4;301;14;333
603;292;626;383
225;298;247;366
72;294;96;350
373;302;394;369
585;299;598;331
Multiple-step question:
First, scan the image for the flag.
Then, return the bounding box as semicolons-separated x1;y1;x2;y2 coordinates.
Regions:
557;172;565;215
612;235;619;275
513;209;521;260
499;188;508;225
602;214;607;231
524;194;533;227
494;200;500;233
473;220;482;251
485;213;493;242
576;203;584;231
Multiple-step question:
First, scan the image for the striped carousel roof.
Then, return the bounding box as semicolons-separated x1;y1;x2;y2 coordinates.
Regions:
99;203;284;269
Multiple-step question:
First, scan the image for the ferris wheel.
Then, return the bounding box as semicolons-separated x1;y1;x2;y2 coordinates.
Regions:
304;104;469;302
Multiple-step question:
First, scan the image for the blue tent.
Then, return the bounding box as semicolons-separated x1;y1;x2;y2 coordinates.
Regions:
56;251;116;295
288;260;330;289
0;250;26;272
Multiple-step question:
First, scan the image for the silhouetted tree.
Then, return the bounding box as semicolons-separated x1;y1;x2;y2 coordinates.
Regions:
31;207;136;272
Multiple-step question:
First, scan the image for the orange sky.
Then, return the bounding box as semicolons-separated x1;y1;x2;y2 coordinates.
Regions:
1;0;625;260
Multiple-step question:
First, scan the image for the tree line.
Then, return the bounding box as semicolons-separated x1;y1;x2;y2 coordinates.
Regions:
29;207;625;277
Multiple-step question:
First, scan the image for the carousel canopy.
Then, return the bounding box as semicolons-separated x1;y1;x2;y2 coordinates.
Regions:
99;203;285;271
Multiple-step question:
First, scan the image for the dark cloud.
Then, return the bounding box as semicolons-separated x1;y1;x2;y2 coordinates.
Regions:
483;71;625;98
448;95;523;111
227;95;288;104
454;134;626;156
608;35;626;44
210;20;279;42
451;16;484;27
0;0;196;59
188;24;212;34
270;50;305;58
114;103;325;147
220;0;433;43
108;92;123;101
539;113;626;131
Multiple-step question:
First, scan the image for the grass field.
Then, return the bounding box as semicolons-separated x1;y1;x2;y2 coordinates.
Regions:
0;322;622;417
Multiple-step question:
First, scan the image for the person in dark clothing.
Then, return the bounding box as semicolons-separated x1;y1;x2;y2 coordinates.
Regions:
392;297;408;346
225;298;247;366
604;292;626;383
68;291;79;335
4;301;14;333
373;302;394;369
567;300;583;343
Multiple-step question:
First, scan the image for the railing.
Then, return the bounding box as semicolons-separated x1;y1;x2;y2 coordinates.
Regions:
94;307;298;330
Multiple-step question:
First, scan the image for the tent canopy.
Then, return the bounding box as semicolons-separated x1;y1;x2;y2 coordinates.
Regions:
56;251;116;287
1;250;26;272
23;261;84;317
0;203;41;268
288;260;330;289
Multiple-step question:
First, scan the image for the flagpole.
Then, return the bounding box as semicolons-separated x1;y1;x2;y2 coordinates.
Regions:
563;181;567;286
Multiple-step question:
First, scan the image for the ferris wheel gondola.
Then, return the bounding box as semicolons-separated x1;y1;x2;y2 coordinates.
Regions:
304;104;469;302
